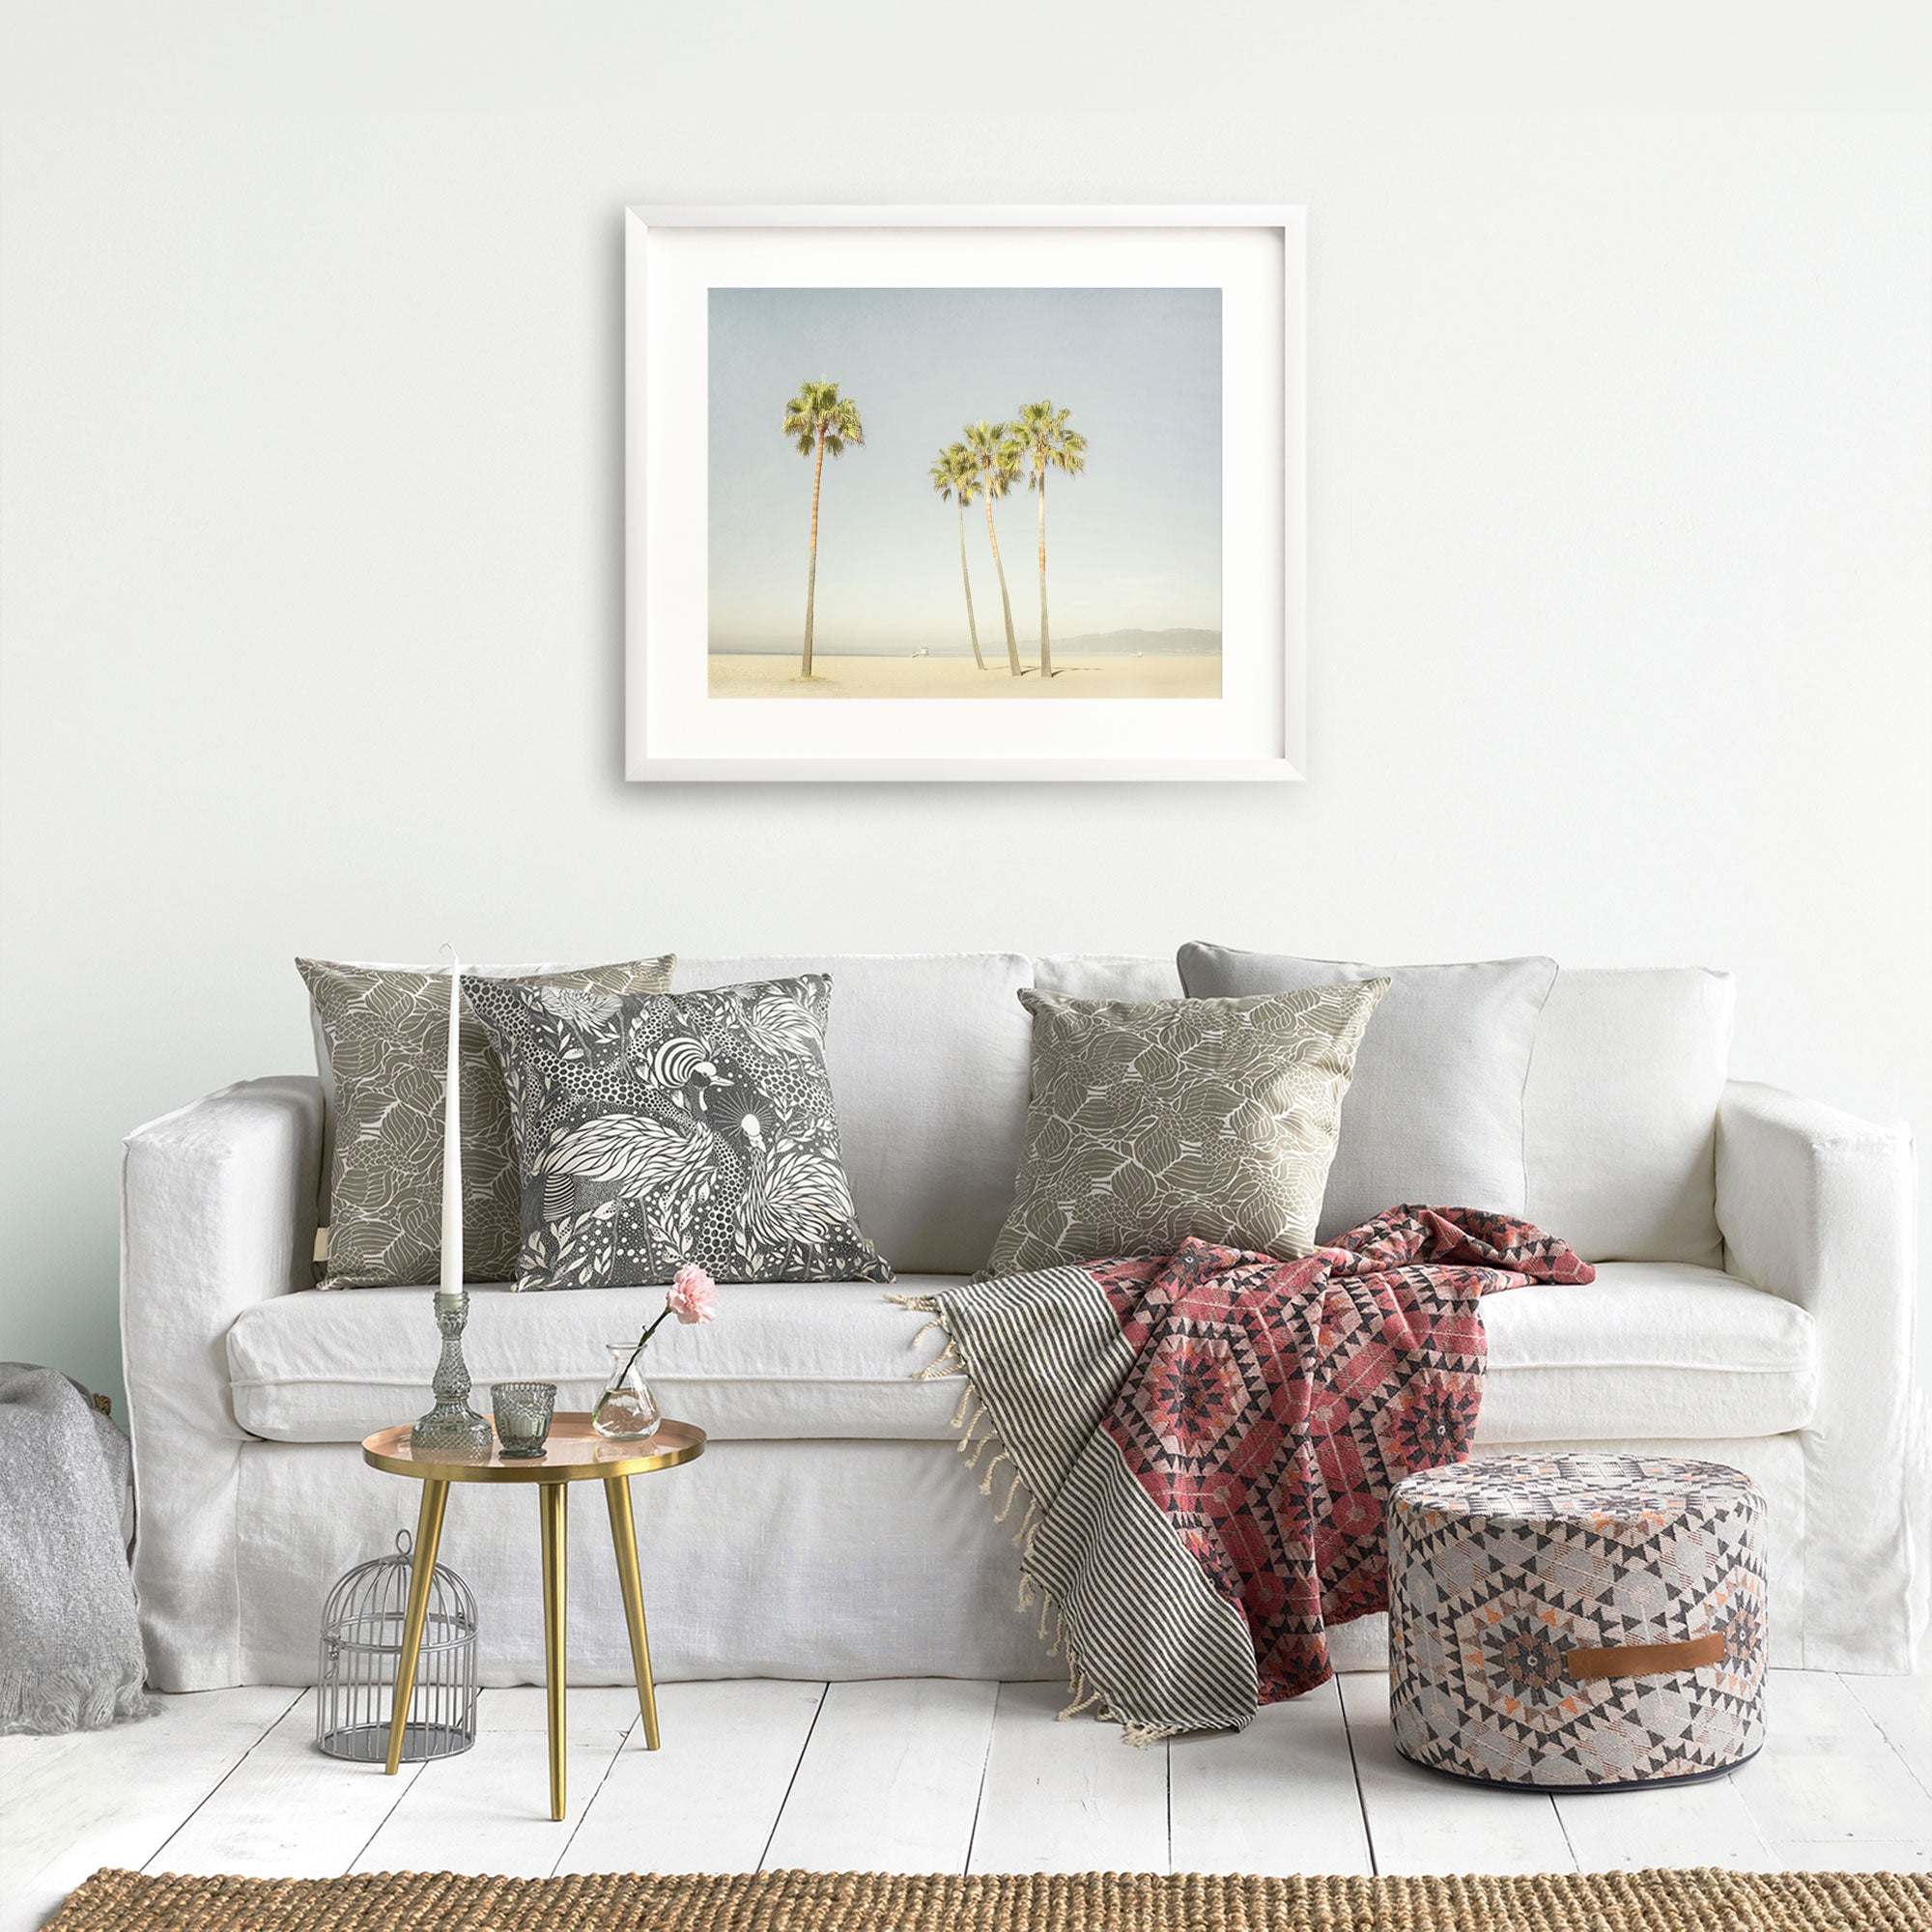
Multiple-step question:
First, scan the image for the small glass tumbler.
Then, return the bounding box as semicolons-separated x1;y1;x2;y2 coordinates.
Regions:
491;1381;556;1459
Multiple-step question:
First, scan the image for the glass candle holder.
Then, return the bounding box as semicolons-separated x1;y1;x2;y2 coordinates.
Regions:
491;1381;556;1459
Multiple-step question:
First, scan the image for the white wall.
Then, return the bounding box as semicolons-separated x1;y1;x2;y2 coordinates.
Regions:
3;6;1929;1406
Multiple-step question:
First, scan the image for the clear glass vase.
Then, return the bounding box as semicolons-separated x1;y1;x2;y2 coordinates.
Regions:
592;1344;662;1440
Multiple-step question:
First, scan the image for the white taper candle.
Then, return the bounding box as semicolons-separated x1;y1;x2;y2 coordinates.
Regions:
440;949;463;1299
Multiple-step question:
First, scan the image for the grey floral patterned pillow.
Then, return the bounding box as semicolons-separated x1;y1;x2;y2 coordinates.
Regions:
979;981;1388;1280
298;955;674;1288
465;972;891;1291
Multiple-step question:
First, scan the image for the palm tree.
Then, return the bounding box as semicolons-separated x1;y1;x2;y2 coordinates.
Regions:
1012;401;1087;678
929;442;987;671
963;419;1024;675
782;379;864;678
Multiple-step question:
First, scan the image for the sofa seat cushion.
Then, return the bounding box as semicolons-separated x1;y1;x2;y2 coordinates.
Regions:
228;1277;967;1445
1477;1264;1815;1444
229;1262;1814;1450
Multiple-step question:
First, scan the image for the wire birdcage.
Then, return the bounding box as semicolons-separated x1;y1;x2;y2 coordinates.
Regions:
316;1528;477;1762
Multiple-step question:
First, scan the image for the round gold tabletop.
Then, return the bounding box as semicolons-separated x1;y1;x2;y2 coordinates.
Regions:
362;1412;705;1484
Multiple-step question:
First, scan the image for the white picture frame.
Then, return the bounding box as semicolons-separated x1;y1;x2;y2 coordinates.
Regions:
625;205;1305;781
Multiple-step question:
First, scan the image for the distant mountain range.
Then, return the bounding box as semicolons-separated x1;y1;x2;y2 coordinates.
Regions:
1053;629;1222;657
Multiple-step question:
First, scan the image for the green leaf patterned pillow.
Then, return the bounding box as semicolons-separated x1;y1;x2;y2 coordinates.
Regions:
979;981;1388;1280
464;972;891;1291
298;955;674;1288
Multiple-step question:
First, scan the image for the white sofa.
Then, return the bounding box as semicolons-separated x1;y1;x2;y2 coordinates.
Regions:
121;952;1920;1692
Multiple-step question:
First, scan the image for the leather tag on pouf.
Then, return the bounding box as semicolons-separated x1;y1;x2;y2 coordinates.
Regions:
1565;1632;1727;1682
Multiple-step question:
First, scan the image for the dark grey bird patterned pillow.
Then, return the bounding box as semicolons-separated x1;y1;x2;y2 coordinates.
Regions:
464;972;892;1290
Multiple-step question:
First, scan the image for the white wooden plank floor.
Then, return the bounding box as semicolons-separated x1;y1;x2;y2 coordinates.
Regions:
3;1670;1929;1932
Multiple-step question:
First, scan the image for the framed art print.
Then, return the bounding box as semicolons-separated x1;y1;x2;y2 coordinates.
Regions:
625;206;1304;781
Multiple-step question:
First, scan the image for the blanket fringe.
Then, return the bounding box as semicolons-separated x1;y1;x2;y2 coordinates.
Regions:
1059;1679;1102;1720
916;1341;962;1381
889;1290;1165;1748
889;1293;966;1382
0;1674;156;1737
992;1463;1026;1523
1012;1495;1040;1548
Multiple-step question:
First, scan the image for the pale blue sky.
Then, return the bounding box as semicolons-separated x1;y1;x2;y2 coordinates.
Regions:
708;287;1221;653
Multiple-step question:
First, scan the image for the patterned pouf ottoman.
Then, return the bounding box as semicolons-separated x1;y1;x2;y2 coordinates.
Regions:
1388;1453;1766;1790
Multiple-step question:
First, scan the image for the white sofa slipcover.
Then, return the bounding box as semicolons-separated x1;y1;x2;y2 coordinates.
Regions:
122;953;1918;1692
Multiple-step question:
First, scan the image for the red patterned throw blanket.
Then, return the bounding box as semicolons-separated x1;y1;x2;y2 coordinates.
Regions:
896;1206;1593;1741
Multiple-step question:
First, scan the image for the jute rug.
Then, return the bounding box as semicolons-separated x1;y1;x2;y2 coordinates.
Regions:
46;1866;1932;1930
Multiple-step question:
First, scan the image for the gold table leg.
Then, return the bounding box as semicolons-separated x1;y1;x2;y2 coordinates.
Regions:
385;1479;449;1776
539;1481;568;1820
604;1475;661;1750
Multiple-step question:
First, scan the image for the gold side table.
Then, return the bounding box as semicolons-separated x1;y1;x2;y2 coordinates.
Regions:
361;1413;705;1820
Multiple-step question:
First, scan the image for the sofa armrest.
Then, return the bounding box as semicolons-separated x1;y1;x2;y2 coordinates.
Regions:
1716;1079;1918;1668
121;1075;324;1688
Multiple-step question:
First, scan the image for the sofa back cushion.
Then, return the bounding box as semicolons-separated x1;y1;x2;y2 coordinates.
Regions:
1177;947;1558;1241
673;954;1033;1276
1033;953;1183;1003
1523;967;1734;1267
1038;954;1733;1267
671;953;1732;1274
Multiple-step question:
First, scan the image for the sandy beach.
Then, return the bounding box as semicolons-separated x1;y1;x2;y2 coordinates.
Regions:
708;651;1221;700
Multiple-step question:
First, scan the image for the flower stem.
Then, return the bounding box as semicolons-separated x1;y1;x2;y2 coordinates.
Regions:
615;1303;672;1387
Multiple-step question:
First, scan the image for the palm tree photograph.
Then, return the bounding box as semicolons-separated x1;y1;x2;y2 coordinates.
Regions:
708;287;1220;700
962;417;1024;677
928;440;986;673
781;379;865;679
1012;400;1088;681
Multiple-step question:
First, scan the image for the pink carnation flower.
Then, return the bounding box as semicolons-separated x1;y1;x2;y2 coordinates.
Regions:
666;1263;718;1326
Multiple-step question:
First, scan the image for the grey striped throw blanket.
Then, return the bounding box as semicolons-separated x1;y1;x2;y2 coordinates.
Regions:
895;1207;1593;1741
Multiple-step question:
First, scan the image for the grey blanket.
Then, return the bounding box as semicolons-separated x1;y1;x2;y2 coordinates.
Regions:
0;1364;154;1733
